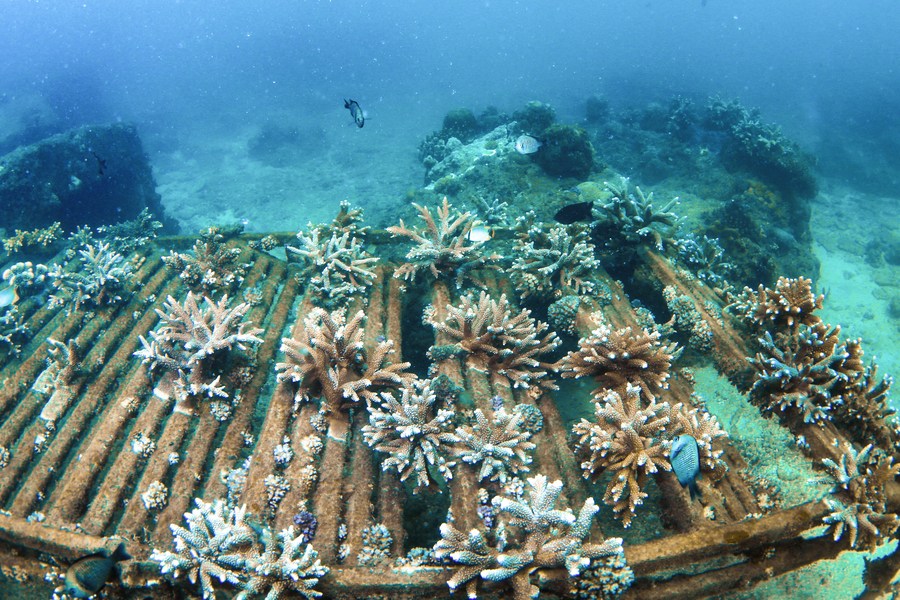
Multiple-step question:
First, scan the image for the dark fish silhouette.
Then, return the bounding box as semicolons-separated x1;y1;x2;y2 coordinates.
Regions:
670;434;701;500
92;152;107;176
344;99;365;128
553;201;594;224
64;542;130;598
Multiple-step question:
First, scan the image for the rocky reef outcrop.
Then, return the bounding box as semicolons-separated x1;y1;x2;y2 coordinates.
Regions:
0;123;174;233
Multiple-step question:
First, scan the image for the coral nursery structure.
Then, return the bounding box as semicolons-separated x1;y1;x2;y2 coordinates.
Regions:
0;206;898;600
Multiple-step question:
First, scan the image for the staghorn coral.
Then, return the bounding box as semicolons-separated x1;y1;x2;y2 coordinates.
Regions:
818;441;900;550
48;241;134;310
388;197;498;286
0;305;28;358
453;407;536;483
426;291;560;391
572;385;672;526
150;499;256;599
591;177;681;253
675;233;735;290
239;526;328;600
558;322;678;401
2;222;63;255
832;364;898;453
3;261;52;297
286;226;378;308
96;207;163;254
276;306;414;412
728;276;823;331
33;338;82;424
510;224;599;300
134;293;263;411
434;474;626;600
151;499;328;600
362;379;458;492
747;323;859;425
162;227;246;293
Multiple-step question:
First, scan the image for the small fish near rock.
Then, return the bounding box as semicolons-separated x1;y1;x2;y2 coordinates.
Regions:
514;134;542;155
344;98;365;128
670;434;701;499
62;542;131;599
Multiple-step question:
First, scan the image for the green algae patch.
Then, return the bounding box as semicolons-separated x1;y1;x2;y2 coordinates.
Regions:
693;366;825;507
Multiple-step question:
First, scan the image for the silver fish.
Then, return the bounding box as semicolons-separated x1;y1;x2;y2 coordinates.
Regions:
344;98;365;128
64;542;130;599
0;285;18;309
467;224;493;243
514;134;541;155
670;434;701;499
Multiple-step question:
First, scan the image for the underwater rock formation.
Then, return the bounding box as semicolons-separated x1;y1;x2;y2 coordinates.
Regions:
0;123;175;233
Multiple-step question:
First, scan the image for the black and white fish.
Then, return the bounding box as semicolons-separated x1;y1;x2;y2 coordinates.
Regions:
63;542;130;599
344;98;365;128
514;134;541;155
670;434;701;499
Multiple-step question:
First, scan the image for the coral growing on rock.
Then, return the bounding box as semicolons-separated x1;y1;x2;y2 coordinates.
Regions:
276;306;414;412
434;474;626;600
134;293;263;410
510;224;599;300
362;379;458;491
572;385;672;526
426;291;560;391
558;322;677;401
2;222;63;255
388;197;498;287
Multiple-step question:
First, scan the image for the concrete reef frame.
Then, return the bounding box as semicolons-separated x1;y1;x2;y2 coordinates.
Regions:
0;233;897;599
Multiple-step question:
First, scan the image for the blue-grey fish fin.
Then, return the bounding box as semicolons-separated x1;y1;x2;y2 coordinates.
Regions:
688;480;701;501
109;541;131;562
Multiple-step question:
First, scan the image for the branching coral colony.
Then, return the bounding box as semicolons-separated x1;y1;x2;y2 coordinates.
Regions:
285;201;378;309
426;291;560;393
434;474;628;600
729;276;898;452
162;226;247;293
388;196;499;287
276;306;414;414
509;222;600;300
151;498;328;600
134;293;263;416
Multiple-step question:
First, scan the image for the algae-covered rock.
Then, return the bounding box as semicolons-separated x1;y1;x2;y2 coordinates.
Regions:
533;124;595;180
0;123;174;232
441;108;480;143
513;100;556;136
